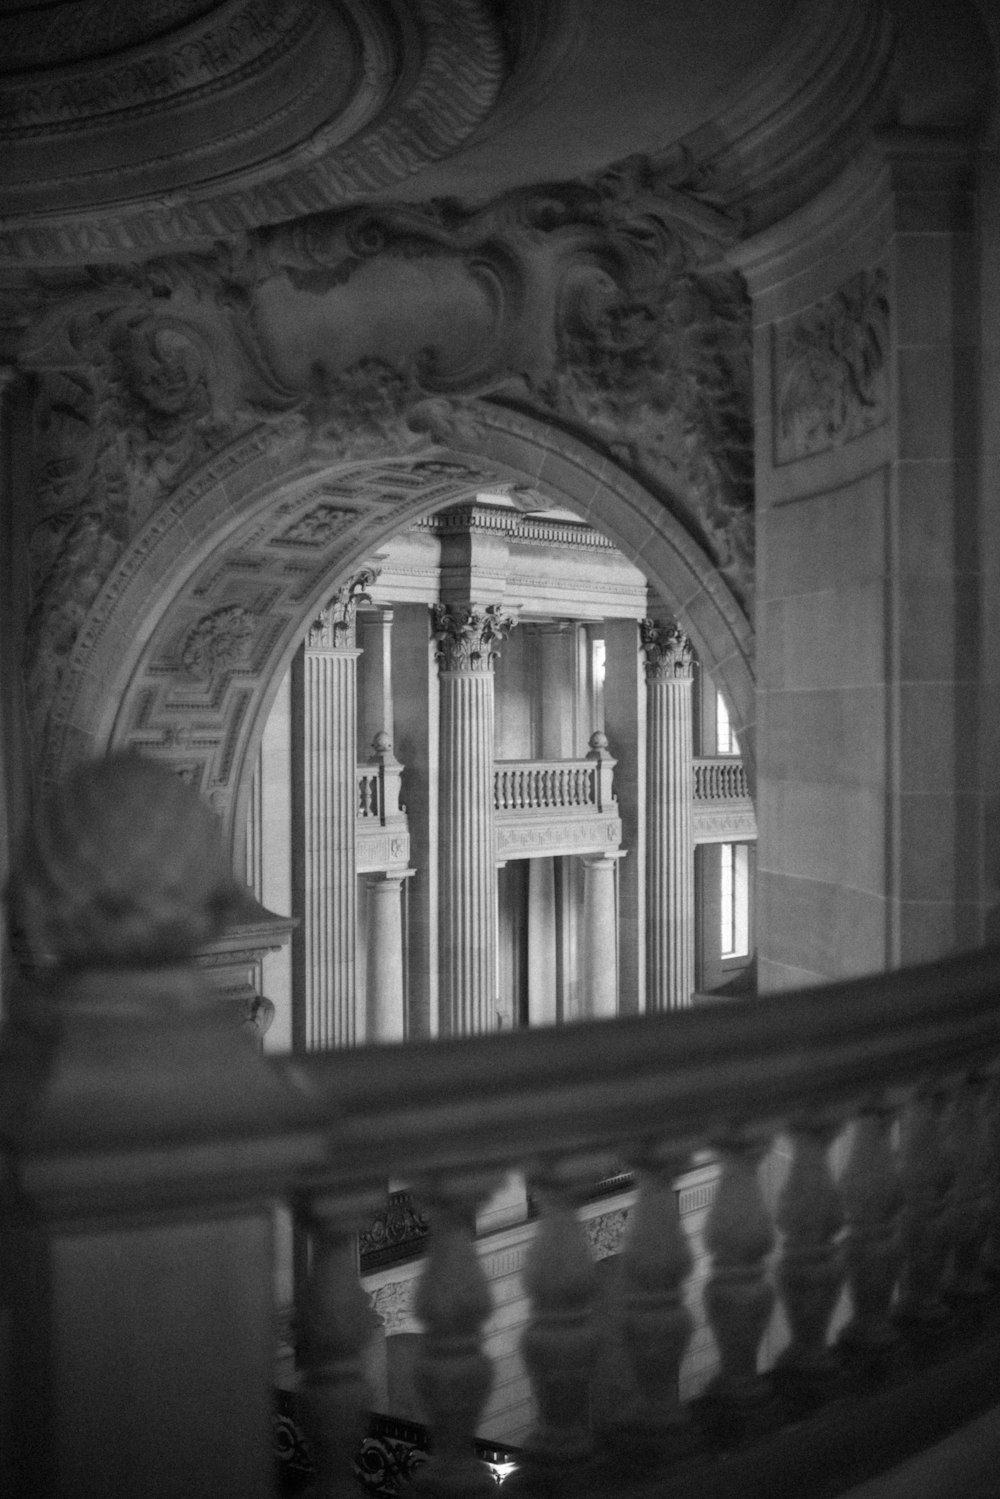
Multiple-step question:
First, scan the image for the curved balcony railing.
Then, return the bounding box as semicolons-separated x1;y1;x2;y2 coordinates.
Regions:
6;940;1000;1497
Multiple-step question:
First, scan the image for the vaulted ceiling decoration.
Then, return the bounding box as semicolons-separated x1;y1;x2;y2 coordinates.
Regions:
0;0;511;263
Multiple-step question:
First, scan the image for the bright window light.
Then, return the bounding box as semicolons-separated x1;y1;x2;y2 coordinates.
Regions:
720;842;750;958
592;637;606;689
716;690;738;755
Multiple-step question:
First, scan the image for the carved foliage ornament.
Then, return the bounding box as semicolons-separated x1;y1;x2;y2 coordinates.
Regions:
308;566;380;650
640;617;694;681
432;603;518;673
182;605;256;681
775;264;889;464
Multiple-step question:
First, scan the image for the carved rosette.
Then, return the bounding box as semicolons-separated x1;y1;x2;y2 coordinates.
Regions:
639;618;694;681
307;567;380;651
182;604;256;681
431;603;517;673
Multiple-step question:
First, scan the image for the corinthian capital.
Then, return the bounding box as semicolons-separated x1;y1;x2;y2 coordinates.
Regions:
308;566;380;650
432;603;518;673
640;617;693;681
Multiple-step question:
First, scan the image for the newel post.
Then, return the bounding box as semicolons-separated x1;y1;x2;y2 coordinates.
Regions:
0;755;325;1499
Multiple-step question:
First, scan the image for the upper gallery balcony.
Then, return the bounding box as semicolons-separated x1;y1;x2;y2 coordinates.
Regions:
353;739;757;874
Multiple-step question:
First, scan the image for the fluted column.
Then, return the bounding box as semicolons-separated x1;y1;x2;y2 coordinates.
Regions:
365;869;414;1043
292;569;376;1050
641;617;695;1011
433;603;516;1036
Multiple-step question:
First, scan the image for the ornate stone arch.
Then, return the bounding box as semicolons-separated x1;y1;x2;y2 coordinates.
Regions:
39;396;753;866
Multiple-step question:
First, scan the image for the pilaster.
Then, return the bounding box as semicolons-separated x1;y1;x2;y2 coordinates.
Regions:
433;603;516;1036
641;618;695;1011
604;619;645;1013
291;570;374;1049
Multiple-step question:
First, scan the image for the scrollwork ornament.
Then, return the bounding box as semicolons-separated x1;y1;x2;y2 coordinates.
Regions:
431;602;518;672
640;617;694;680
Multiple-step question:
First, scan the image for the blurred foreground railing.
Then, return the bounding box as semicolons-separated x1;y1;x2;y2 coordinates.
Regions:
5;944;1000;1498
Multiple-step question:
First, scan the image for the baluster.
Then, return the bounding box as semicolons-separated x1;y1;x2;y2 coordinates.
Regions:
895;1087;955;1323
980;1072;1000;1278
838;1103;903;1351
519;1158;601;1474
773;1118;844;1399
412;1174;499;1497
297;1194;379;1498
943;1074;991;1298
611;1147;694;1456
702;1135;775;1419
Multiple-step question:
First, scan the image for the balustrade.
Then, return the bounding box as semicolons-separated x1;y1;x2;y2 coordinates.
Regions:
494;759;598;814
692;757;750;803
5;757;1000;1498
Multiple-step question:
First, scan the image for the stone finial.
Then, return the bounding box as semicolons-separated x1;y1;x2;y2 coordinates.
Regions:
639;617;694;681
8;752;239;971
308;566;380;650
431;602;518;672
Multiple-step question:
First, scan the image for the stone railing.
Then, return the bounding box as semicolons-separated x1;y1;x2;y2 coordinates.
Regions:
493;735;622;859
692;754;757;845
693;755;750;803
8;934;1000;1497
355;732;410;872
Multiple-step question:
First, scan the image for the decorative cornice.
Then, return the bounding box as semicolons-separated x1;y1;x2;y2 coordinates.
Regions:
640;617;694;681
431;602;517;674
307;566;379;651
419;503;620;552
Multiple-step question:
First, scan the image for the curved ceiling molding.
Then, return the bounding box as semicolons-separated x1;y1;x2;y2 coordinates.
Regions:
0;0;510;266
672;0;898;235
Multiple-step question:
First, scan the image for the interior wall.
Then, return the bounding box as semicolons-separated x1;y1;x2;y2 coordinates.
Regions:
739;138;988;989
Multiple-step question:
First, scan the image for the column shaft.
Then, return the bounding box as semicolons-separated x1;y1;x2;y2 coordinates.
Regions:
434;603;516;1036
439;669;498;1034
643;619;695;1011
295;645;359;1048
366;872;412;1043
580;853;621;1018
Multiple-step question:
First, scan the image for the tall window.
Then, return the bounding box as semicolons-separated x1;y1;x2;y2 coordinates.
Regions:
716;690;738;755
720;842;750;959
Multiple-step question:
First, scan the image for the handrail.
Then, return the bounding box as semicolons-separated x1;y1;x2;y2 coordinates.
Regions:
8;925;1000;1496
278;945;1000;1180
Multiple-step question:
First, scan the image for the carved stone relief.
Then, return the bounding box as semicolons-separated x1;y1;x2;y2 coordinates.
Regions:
639;617;694;680
432;603;518;673
182;606;257;683
774;264;890;463
14;149;755;797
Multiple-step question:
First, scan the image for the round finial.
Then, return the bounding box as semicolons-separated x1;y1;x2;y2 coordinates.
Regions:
372;730;392;756
588;730;610;754
9;753;239;970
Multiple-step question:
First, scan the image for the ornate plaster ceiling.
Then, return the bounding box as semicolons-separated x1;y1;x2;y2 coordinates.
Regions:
0;0;511;262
